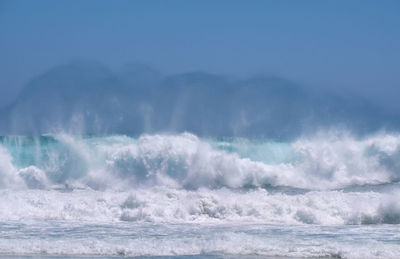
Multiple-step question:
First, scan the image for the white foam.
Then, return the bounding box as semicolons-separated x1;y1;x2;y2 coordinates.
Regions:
18;166;49;189
1;130;400;258
0;221;399;258
91;132;400;190
0;131;399;226
0;186;398;225
0;146;22;188
1;131;400;191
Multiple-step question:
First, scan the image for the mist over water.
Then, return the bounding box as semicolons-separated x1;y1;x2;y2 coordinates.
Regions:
0;61;398;138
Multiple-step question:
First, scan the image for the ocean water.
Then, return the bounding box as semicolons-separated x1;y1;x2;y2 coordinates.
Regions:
1;132;400;258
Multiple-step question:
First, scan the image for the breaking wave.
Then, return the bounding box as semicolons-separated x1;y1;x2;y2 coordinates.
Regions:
0;131;400;225
1;131;400;190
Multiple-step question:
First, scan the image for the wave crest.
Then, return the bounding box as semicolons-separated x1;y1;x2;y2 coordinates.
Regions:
0;131;399;191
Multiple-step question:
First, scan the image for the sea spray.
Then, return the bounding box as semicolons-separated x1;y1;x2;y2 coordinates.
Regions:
1;131;400;191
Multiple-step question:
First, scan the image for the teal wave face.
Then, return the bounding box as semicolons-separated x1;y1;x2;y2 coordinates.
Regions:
0;135;88;183
0;135;298;174
208;137;297;164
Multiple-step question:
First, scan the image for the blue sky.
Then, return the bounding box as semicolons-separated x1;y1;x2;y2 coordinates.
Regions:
1;0;399;109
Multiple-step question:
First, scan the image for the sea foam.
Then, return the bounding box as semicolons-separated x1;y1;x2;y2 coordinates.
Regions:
1;131;400;191
0;131;399;225
1;131;400;258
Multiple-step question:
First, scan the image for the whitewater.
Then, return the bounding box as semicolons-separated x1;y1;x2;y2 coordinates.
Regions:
1;131;400;258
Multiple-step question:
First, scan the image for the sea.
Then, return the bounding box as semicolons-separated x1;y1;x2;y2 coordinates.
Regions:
0;131;400;258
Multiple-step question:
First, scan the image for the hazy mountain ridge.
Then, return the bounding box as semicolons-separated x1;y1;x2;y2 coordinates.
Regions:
0;61;396;138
